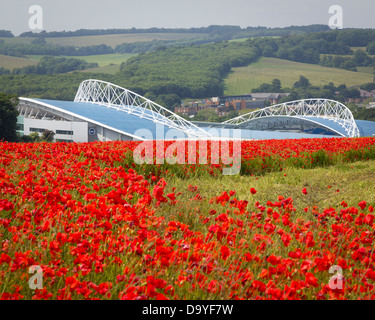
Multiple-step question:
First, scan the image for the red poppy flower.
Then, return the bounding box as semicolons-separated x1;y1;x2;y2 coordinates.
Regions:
358;201;367;210
305;272;319;287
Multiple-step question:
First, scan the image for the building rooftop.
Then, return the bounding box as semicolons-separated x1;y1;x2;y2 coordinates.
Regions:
25;98;375;140
33;99;189;139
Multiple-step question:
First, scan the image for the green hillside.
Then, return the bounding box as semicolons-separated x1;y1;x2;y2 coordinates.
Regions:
224;57;374;95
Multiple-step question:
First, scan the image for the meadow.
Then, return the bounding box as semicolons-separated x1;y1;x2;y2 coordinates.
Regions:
224;57;374;95
0;54;38;70
0;138;375;300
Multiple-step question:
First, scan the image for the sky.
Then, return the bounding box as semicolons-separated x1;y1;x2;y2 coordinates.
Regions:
0;0;374;36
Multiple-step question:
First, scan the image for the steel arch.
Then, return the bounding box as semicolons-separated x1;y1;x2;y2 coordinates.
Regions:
223;99;360;138
74;79;211;138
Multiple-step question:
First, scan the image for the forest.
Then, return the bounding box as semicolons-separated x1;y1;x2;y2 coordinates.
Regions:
0;40;114;57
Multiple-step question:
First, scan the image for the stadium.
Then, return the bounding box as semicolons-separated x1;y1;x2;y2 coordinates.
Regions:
16;79;375;142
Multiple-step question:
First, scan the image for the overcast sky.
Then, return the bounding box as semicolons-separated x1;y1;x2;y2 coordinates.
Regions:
0;0;374;36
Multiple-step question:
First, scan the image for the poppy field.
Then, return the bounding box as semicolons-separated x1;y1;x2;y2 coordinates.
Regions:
0;137;375;300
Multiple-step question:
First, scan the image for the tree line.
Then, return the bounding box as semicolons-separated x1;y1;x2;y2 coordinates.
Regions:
0;40;114;57
0;25;332;57
0;30;13;37
320;50;375;71
247;29;375;69
0;72;115;101
18;25;330;38
251;76;365;103
0;56;98;76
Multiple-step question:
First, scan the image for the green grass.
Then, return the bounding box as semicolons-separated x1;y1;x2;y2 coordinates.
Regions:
162;159;375;216
357;66;375;75
43;33;208;48
0;54;38;70
224;57;374;95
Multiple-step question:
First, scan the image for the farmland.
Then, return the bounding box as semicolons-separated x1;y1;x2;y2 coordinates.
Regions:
43;33;208;48
0;54;37;70
224;57;374;95
0;138;375;300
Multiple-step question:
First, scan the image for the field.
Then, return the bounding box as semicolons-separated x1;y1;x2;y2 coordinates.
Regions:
1;33;208;48
0;54;38;70
0;53;135;75
224;57;374;95
1;138;375;300
43;33;208;48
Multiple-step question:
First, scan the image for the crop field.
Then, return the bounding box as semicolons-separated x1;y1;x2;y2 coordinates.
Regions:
224;57;374;95
43;33;208;48
1;137;375;300
0;54;38;70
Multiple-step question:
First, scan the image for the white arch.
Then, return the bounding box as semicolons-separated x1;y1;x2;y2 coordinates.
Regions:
74;79;211;138
223;99;360;138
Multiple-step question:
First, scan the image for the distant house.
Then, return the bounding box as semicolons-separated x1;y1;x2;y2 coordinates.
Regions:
176;92;290;118
218;94;253;106
250;93;290;105
174;105;198;117
225;99;265;110
359;89;373;99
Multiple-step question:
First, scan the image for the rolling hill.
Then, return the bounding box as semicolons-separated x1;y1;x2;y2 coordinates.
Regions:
224;57;374;95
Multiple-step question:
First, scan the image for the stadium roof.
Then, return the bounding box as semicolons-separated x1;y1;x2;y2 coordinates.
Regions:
18;79;375;141
31;98;190;140
224;99;362;138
